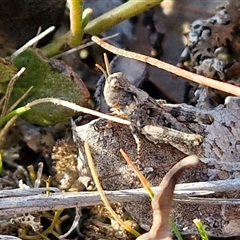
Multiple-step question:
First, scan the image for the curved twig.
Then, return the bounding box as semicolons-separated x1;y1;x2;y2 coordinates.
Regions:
137;155;199;240
92;36;240;97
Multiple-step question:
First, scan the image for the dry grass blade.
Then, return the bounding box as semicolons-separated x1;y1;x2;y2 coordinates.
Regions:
27;98;131;125
137;155;199;240
34;162;44;188
0;87;32;148
91;36;240;97
120;148;154;199
0;115;18;148
59;207;81;239
1;67;26;117
10;26;55;60
54;33;119;58
7;86;33;112
84;142;141;237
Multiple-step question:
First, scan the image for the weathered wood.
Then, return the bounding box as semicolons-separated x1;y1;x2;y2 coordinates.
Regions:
0;179;240;215
0;236;22;240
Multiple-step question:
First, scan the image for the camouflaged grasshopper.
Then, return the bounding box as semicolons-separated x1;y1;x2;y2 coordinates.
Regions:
97;53;213;156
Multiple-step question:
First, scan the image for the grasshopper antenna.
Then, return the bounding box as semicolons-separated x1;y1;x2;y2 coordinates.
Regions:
103;53;111;76
95;53;112;81
95;63;108;81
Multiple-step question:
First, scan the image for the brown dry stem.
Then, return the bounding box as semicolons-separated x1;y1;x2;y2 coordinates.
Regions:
26;98;131;125
120;149;154;199
91;36;240;97
137;155;199;240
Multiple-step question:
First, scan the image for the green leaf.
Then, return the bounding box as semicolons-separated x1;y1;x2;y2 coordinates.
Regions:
11;48;90;125
0;58;18;93
0;58;18;83
82;8;93;28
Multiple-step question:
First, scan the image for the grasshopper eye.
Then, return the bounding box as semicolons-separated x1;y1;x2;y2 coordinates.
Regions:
109;77;119;88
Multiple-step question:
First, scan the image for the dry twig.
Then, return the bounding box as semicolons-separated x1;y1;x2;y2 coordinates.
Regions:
26;98;131;125
137;155;199;240
91;36;240;97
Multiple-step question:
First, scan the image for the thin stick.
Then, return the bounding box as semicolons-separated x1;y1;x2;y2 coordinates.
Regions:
34;162;44;188
0;115;18;148
10;26;55;60
92;36;240;97
59;208;81;239
1;67;26;117
54;33;119;58
33;26;42;48
7;86;33;112
26;98;131;125
1;178;240;216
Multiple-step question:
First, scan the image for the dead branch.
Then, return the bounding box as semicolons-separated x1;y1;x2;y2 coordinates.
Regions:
136;155;199;240
0;178;240;216
91;36;240;97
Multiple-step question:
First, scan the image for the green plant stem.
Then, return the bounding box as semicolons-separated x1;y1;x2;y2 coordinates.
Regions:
84;0;163;35
37;210;63;239
193;219;209;240
170;218;183;240
42;0;163;57
42;0;83;57
41;33;71;58
82;8;93;28
0;106;30;128
68;0;83;46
